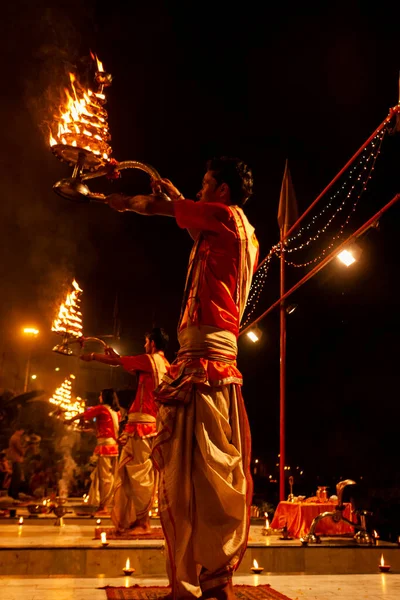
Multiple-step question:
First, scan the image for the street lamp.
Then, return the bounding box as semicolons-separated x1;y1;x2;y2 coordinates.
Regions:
22;327;39;393
337;243;362;267
246;325;263;343
337;249;356;267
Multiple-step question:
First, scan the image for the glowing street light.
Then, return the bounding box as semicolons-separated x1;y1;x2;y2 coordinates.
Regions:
337;249;356;267
23;328;39;335
246;325;263;343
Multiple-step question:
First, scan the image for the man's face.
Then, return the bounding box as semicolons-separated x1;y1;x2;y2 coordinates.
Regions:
144;337;152;354
197;171;221;203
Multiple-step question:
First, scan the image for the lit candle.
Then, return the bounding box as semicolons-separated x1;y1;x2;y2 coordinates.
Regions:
100;532;109;547
372;530;380;545
18;517;24;525
378;554;391;572
122;557;135;576
262;513;271;536
251;559;264;574
96;518;101;525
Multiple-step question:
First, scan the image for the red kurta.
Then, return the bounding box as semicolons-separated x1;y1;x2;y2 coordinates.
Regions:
174;200;259;337
157;201;259;404
120;353;170;438
81;405;119;455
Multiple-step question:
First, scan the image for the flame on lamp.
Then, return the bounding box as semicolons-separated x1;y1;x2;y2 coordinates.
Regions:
19;517;24;525
253;559;259;569
91;51;104;73
380;554;385;567
49;375;86;420
49;57;111;161
52;280;83;339
125;558;131;570
101;532;107;544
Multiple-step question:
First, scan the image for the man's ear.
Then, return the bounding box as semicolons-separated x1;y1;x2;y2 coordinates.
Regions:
219;182;230;200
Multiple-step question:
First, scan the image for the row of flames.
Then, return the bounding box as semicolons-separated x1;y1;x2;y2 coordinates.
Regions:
50;281;86;419
49;374;86;420
49;54;112;162
51;279;83;339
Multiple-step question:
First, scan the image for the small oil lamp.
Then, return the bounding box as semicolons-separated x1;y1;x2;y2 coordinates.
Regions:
18;516;24;525
96;518;101;525
122;557;135;576
262;513;272;536
378;554;391;572
251;559;264;574
372;530;380;545
100;532;109;547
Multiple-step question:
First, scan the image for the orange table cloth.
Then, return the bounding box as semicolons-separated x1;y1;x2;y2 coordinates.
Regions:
270;501;355;539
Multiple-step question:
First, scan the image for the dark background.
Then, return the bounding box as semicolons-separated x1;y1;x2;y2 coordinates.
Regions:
1;1;400;511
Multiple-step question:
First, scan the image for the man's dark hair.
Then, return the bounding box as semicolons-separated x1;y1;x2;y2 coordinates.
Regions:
146;327;169;351
206;156;253;206
101;388;120;412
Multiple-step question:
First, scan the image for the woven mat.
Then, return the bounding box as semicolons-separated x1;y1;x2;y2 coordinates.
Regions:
102;584;292;600
94;526;164;540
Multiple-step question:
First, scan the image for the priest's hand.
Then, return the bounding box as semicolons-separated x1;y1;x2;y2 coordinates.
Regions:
152;178;183;200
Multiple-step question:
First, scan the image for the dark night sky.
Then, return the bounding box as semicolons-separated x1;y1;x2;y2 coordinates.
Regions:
1;1;400;487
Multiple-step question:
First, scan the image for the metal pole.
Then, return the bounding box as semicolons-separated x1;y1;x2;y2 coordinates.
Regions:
256;105;399;273
23;349;31;393
279;233;286;502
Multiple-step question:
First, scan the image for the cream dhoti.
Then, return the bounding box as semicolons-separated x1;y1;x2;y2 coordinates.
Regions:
153;326;253;599
111;413;157;530
87;437;119;509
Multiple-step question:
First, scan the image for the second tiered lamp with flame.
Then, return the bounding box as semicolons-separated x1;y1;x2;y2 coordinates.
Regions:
51;279;107;357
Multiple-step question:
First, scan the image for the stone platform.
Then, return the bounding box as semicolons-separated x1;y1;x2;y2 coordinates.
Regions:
0;514;399;577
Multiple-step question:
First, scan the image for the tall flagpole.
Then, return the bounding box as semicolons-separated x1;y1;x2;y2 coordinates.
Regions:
279;229;286;502
277;160;298;502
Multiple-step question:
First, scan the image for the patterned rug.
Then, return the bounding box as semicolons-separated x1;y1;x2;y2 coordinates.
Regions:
102;585;292;600
94;526;164;540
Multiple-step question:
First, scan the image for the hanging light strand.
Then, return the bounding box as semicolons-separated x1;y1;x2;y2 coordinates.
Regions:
280;127;387;267
241;252;274;328
241;126;387;325
284;127;387;252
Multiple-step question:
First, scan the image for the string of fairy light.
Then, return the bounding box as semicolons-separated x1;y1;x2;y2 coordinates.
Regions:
281;127;387;267
240;124;389;329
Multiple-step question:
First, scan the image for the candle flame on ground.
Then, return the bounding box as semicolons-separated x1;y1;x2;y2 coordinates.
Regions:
253;559;259;569
380;554;385;567
125;558;130;569
101;532;107;543
19;517;23;525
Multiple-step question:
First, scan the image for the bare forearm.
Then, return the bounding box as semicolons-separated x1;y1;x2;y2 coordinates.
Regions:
108;194;175;217
91;353;122;366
